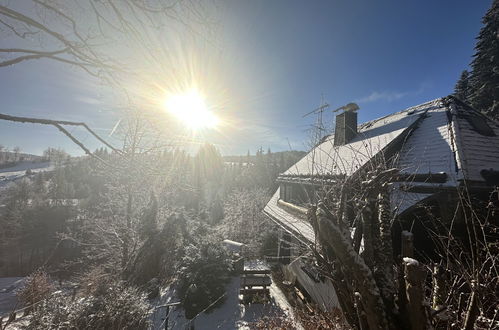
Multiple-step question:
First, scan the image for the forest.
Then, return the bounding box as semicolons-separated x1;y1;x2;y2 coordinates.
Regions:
0;144;305;328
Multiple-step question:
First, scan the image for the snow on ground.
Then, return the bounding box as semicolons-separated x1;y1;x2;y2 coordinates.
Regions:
0;277;25;317
0;161;53;192
0;161;52;175
151;275;301;330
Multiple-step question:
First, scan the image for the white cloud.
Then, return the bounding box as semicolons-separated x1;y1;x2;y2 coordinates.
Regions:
356;90;408;103
356;82;431;104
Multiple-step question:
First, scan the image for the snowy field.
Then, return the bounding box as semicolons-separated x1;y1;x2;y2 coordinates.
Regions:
151;276;301;330
0;161;52;192
0;277;25;317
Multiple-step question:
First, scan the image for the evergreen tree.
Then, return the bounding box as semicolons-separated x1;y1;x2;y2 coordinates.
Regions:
454;70;471;101
138;192;158;240
279;152;286;172
469;0;499;119
209;196;224;224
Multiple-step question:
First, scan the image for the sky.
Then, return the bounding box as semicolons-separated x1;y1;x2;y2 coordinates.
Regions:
0;0;492;156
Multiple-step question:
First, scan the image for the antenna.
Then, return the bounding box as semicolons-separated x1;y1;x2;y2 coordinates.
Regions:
302;102;330;118
303;94;330;147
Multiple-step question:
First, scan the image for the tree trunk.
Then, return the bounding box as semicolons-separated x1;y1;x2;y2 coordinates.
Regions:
122;190;133;271
316;205;389;330
462;281;479;330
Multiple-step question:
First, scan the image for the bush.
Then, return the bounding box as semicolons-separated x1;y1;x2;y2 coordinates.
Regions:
16;269;54;314
25;281;150;330
178;239;231;319
76;266;113;297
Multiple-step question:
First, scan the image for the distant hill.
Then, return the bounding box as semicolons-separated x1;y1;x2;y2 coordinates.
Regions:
0;151;44;169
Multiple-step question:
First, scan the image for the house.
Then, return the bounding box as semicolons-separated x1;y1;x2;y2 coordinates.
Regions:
263;96;499;312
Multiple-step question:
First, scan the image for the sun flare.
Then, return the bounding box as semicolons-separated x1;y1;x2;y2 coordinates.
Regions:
164;89;219;130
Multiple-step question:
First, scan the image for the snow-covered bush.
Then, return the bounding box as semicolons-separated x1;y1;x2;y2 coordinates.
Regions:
25;281;150;330
16;269;54;315
178;239;231;319
219;188;273;256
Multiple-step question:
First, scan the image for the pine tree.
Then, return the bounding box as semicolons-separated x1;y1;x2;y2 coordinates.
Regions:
139;192;158;240
468;0;499;119
454;70;471;101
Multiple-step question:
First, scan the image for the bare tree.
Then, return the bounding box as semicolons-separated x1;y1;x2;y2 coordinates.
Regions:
0;0;210;82
0;0;215;161
13;146;20;162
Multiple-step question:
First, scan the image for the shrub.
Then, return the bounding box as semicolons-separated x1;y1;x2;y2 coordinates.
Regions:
178;239;231;319
25;281;150;330
16;269;54;315
76;266;113;297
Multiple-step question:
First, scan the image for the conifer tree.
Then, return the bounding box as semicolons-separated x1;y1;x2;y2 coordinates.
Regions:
469;0;499;119
454;70;471;101
139;192;158;240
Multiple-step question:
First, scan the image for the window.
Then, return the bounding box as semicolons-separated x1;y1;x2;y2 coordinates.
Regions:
280;182;325;206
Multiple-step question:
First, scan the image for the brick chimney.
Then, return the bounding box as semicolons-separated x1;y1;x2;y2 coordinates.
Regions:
334;111;357;146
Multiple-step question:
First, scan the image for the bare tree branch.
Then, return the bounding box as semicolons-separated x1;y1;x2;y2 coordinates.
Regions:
0;113;122;156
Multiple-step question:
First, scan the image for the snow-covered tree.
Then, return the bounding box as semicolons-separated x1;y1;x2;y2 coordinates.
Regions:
468;0;499;119
138;192;158;240
454;70;471;101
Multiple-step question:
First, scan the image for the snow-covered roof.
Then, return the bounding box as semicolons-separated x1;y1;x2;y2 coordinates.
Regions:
283;100;432;177
451;100;499;182
281;97;499;184
264;188;315;243
265;96;499;242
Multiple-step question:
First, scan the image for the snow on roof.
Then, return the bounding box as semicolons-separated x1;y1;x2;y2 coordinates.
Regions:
265;97;499;242
287;258;340;311
396;103;458;184
282;97;499;183
263;188;315;243
451;101;499;182
283;100;432;177
221;239;244;253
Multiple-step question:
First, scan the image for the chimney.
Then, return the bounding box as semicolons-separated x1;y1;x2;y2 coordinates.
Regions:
334;111;357;146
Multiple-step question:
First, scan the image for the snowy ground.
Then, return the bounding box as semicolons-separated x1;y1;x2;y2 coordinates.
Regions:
0;161;52;180
0;277;25;317
0;161;53;193
151;275;301;330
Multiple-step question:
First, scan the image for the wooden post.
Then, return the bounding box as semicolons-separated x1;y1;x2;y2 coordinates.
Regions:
401;231;414;258
404;258;429;330
398;230;414;322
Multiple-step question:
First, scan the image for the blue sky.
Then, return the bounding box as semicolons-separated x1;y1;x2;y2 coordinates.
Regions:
0;0;491;156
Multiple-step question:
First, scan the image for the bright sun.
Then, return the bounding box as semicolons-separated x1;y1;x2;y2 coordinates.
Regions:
164;89;219;130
